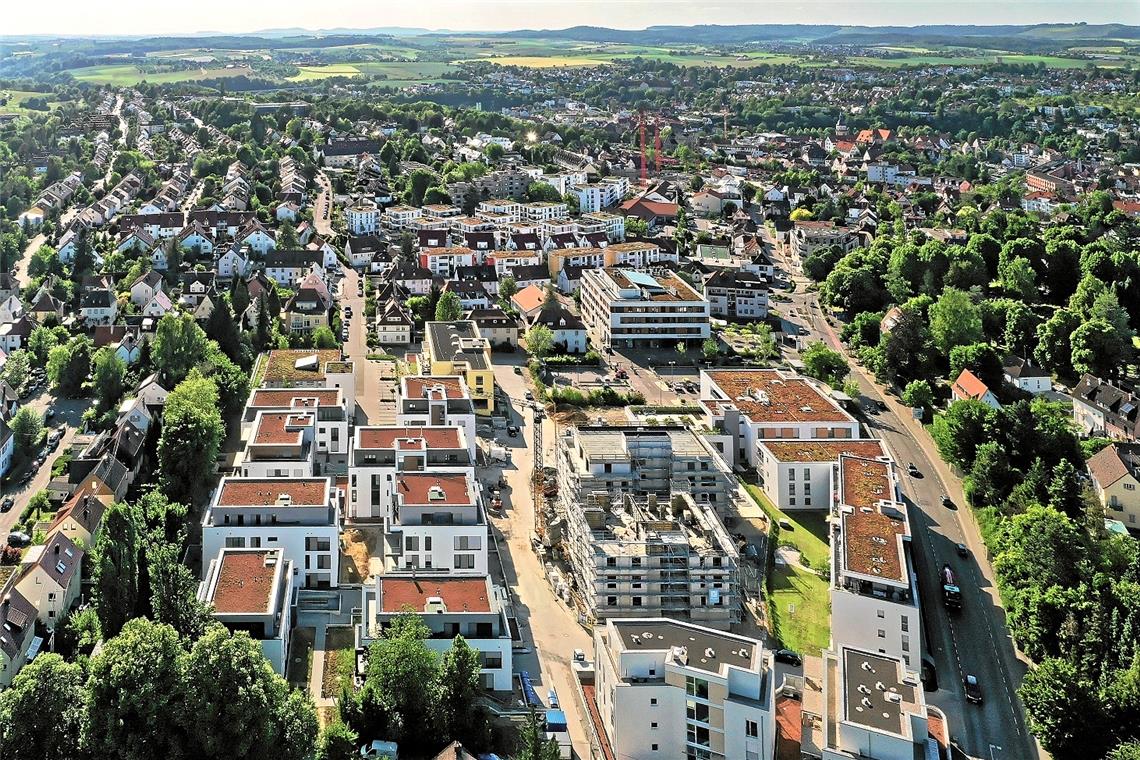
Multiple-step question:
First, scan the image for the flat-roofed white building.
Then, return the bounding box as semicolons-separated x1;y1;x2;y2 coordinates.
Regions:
700;369;862;470
358;574;512;690
202;477;341;589
830;455;920;667
593;618;775;760
198;547;294;674
244;387;350;463
396;375;478;460
387;471;487;574
757;439;887;511
240;410;316;478
349;426;473;520
580;268;710;350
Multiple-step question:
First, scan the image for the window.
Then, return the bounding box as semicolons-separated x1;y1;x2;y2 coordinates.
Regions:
746;720;759;738
632;597;642;607
877;629;886;638
455;554;476;570
650;698;658;706
787;468;795;481
901;616;909;632
225;537;245;548
804;497;812;506
425;537;432;551
803;482;811;495
877;609;885;619
686;700;710;722
788;483;795;495
652;745;659;752
607;596;618;606
685;677;709;700
405;536;420;551
902;636;910;652
1127;483;1136;491
651;723;658;729
788;498;796;506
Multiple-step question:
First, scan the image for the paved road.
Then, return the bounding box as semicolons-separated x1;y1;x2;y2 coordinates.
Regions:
0;394;90;538
313;171;334;237
771;243;1040;760
337;266;396;426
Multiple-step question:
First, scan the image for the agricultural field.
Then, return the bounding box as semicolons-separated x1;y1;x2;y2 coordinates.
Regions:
464;55;611;68
287;60;457;82
67;63;256;84
0;89;65;114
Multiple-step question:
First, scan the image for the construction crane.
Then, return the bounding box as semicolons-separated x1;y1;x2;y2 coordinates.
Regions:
717;108;731;141
654;119;663;174
638;110;648;184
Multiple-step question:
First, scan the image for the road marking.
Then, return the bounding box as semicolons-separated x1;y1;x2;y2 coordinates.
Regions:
990;744;1003;760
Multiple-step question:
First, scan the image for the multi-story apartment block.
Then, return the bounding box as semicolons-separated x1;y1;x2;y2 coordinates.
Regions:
244;387;351;463
580;211;626;241
522;201;569;222
831;455;919;667
572;177;629;213
703;270;769;320
349;425;473;520
397;375;478;458
700;369;862;469
801;646;944;760
240;410;316;478
580;269;710;350
424;321;495;416
202;477;341;589
757;439;887;512
388;471;487;574
791;220;860;257
358;574;512;690
592;618;775;760
477;199;523;222
383;205;423;230
421;246;479;279
198;547;294;674
557;426;741;628
346;200;380;235
260;350;356;418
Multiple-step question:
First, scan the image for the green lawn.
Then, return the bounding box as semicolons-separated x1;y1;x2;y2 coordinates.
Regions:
320;626;356;698
743;482;833;654
0;90;63;114
289;61;457;82
768;564;831;655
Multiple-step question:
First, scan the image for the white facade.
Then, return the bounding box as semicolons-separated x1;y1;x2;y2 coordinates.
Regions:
346;202;380;235
580;269;710;350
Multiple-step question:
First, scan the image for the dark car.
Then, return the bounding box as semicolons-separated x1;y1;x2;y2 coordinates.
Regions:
774;649;803;667
956;542;970;558
941;494;955;509
907;462;921;477
0;497;13;513
6;531;31;548
964;674;983;704
506;425;520;438
875;399;889;412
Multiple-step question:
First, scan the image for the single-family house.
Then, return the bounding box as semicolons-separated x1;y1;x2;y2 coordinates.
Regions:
129;270;165;308
951;369;1001;409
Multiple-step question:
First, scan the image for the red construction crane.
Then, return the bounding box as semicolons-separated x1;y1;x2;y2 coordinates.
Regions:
654;119;662;174
639;111;648;184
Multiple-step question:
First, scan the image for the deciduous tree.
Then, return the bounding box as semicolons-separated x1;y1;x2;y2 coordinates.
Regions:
0;653;86;760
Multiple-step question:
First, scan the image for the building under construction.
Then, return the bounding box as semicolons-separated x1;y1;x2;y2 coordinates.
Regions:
556;425;742;628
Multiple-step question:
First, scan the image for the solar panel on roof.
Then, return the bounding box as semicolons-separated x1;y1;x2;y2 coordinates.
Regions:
623;271;661;288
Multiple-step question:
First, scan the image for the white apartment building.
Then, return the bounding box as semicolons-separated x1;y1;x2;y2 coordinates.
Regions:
198;547;294;675
240;410;316;478
346;200;381;235
593;618;775;760
389;471;487;574
522;201;569;222
801;646;944;760
572;177;629;213
580;269;710;350
700;369;862;470
260;350;356;420
202;477;341;589
477;199;523;222
359;574;512;690
581;211;626;241
757;440;887;512
244;387;351;463
396;375;478;460
349;426;473;520
383;205;423;230
830;455;920;667
791;221;860;258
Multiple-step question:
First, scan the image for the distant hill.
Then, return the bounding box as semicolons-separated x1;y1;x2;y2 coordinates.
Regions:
498;22;1140;45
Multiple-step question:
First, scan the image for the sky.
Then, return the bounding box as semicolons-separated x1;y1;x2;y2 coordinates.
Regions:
3;0;1137;36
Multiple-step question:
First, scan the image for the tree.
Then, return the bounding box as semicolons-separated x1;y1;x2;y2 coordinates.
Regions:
948;342;1003;391
438;636;488;748
901;380;934;413
434;291;464;322
0;654;86;760
789;207;814;221
512;708;563;760
152;313;209;386
319;721;360;760
183;626;317;760
498;276;519;302
702;337;719;361
204;347;251;419
27;244;58;279
359;613;440;748
1020;657;1110;760
92;346;127;414
277;221;299;250
526;324;555;358
1071;319;1129;378
625;217;649;237
230;277;250;318
526;182;561;203
0;349;31;392
966;441;1013;507
86;618;189;760
92;502;141;638
204;299;242;364
928;287;982;355
312;325;338;349
27;325;60;363
9;406;43;456
931;399;998;471
46;335;92;397
1000;256;1038;302
1035;308;1081;379
158;371;224;505
801;341;848;387
147;539;212;641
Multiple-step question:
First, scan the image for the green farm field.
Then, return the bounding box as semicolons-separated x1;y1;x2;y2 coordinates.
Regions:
288;61;457;82
68;63;256;84
0;90;65;114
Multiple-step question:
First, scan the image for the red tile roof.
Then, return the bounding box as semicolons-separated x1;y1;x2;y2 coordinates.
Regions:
358;426;463;451
210;550;281;613
951;369;991;401
396;472;473;506
380;576;491;613
252;411;313;445
216;478;327;507
402;375;468;400
249;388;341;408
706;370;854;425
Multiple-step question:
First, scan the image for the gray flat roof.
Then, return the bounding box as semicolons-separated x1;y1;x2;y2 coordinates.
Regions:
842;648;917;736
426;321;488;370
612;619;759;675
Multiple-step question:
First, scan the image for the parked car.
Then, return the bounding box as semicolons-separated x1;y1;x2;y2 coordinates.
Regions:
0;497;13;513
524;390;534;401
506;425;520;438
955;542;970;558
941;494;955;509
6;531;31;547
774;649;803;667
907;462;920;477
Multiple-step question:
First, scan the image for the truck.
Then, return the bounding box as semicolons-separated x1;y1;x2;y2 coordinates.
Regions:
941;564;962;610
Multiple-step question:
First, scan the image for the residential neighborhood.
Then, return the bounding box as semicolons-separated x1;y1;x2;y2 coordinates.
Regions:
0;10;1139;760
